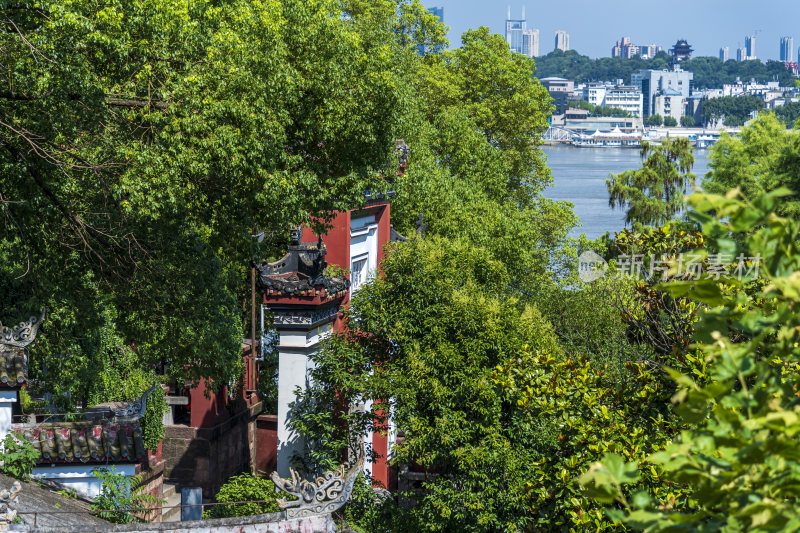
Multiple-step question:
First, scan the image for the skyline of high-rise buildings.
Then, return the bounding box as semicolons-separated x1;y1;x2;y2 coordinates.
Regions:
612;37;661;59
495;6;795;64
504;6;540;58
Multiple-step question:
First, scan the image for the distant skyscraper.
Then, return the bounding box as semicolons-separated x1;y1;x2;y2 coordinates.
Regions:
522;28;539;58
745;35;756;59
737;47;745;62
780;36;794;62
505;7;526;54
719;46;729;62
554;30;570;52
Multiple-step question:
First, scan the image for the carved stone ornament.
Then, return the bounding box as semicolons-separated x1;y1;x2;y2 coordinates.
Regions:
271;454;364;519
0;481;21;530
112;382;158;423
271;306;339;328
0;309;45;350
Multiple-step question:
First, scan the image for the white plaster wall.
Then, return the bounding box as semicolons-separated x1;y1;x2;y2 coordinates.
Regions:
33;464;136;499
0;390;17;440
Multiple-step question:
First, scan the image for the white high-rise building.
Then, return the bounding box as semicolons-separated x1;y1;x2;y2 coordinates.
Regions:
522;28;539;58
554;30;570;52
745;35;756;60
719;46;729;62
780;36;794;63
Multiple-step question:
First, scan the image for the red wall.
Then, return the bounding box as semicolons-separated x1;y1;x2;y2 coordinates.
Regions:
255;414;278;474
255;200;395;485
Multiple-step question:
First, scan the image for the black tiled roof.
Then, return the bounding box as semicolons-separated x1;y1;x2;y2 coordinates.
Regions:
17;424;146;464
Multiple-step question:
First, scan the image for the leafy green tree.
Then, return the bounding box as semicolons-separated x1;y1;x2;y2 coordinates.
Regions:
88;354;167;452
0;0;410;405
204;474;280;519
644;114;663;126
680;115;696;127
704;113;800;217
292;236;564;532
568;100;631;117
0;434;39;481
773;101;800;126
92;467;162;524
607;139;696;227
390;25;576;294
579;188;800;531
663;116;678;127
702;95;764;127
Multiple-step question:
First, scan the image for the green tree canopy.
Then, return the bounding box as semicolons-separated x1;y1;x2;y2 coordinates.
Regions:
644;114;663;126
292;236;564;531
580;188;800;531
607;139;696;227
703;113;800;218
702;95;764;127
0;0;410;405
534;50;794;88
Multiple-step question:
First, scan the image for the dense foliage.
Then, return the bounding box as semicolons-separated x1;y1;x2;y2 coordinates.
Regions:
293;236;564;531
773;101;800;126
644;114;663;127
0;433;39;481
204;474;280;519
92;467;161;524
703;113;800;217
581;188;800;531
567;100;632;118
534;50;795;88
0;0;410;407
607;139;695;227
701;95;765;127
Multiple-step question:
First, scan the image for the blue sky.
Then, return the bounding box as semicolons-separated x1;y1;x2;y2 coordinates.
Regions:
423;1;800;61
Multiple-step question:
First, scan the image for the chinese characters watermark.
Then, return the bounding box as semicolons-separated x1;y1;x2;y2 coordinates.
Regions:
578;251;762;282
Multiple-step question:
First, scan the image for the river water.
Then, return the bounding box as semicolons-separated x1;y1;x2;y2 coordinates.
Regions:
542;145;712;239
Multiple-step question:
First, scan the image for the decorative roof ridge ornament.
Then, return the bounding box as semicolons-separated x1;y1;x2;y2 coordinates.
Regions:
111;382;158;423
256;227;350;296
270;452;365;519
0;309;45;350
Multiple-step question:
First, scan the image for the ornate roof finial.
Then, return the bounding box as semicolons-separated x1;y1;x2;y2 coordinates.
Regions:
0;309;45;350
112;382;158;423
290;225;302;246
270;453;364;519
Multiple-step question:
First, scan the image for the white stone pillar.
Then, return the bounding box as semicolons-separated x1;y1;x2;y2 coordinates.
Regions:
271;305;339;477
